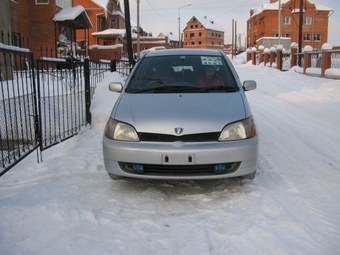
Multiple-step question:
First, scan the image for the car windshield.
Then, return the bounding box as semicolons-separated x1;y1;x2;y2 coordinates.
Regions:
125;54;239;93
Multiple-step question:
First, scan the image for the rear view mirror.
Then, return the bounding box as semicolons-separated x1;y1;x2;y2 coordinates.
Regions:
243;80;257;91
109;82;123;92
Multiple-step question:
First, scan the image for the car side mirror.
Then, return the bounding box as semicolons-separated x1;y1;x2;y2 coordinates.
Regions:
109;82;123;92
243;80;257;91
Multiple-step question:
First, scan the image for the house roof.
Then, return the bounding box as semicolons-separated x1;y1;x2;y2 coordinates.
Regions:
92;28;126;37
187;16;224;32
91;0;124;18
53;5;93;28
250;0;334;19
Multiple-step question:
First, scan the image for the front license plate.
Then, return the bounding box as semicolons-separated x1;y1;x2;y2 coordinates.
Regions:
162;153;195;165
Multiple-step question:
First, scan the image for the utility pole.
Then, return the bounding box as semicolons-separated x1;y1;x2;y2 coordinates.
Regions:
234;20;237;54
278;0;281;45
298;0;303;66
124;0;135;66
178;4;191;48
137;0;140;57
232;19;234;59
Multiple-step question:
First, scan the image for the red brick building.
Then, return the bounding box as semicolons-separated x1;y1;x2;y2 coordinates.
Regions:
73;0;170;56
247;0;334;49
9;0;65;60
183;16;224;50
6;0;168;61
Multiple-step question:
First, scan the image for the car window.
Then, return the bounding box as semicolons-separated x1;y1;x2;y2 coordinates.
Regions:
125;55;239;93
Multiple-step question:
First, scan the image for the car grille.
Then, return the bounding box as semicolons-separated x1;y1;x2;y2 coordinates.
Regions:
138;132;220;142
118;162;240;176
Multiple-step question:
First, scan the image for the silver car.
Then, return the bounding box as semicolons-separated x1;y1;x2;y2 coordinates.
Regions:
103;49;258;180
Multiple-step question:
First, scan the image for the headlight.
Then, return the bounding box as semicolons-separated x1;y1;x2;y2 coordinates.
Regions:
219;116;257;141
104;118;139;141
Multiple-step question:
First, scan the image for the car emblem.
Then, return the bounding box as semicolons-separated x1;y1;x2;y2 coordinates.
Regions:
174;127;183;135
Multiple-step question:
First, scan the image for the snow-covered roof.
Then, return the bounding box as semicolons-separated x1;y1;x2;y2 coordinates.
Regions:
53;5;93;28
157;32;178;41
130;21;151;34
92;28;126;37
188;16;224;32
250;0;334;19
91;0;121;10
91;0;123;16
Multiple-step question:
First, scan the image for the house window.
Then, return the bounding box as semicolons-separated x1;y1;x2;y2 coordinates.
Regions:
190;33;194;38
199;41;202;45
314;33;321;41
212;33;214;37
56;0;71;8
212;41;214;45
191;25;193;28
110;18;117;28
199;32;202;36
283;16;291;24
304;33;311;41
282;33;290;37
304;16;312;25
36;0;49;4
11;33;21;47
195;25;198;28
273;33;278;37
191;41;194;45
98;17;106;31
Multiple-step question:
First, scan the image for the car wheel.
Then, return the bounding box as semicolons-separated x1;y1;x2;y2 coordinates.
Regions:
108;173;124;180
240;170;256;179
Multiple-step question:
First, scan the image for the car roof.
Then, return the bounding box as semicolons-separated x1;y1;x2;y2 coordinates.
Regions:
143;48;224;58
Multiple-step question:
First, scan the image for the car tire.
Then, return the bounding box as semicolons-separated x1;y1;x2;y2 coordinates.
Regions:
240;170;256;179
108;173;124;180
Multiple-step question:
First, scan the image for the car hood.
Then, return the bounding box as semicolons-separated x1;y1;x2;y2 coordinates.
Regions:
113;93;247;135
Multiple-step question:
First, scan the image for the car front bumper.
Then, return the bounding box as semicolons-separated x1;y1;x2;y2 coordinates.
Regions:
102;136;259;180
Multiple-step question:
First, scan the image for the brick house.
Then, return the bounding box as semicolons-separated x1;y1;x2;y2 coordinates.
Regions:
73;0;170;57
9;0;66;60
247;0;334;49
7;0;92;60
183;16;224;50
73;0;125;47
5;0;168;61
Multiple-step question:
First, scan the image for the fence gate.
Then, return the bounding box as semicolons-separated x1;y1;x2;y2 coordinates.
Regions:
36;59;91;152
0;47;39;176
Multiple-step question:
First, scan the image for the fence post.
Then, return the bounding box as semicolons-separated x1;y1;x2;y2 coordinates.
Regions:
110;59;116;72
303;45;313;74
270;46;276;67
263;48;269;66
84;58;91;124
251;47;256;65
246;48;251;62
290;43;298;67
277;45;283;71
321;43;333;78
258;45;264;64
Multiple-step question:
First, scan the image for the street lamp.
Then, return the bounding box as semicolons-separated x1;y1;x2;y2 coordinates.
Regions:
178;3;191;48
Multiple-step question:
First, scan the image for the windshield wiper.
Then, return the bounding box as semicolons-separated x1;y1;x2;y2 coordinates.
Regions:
198;86;237;92
134;85;199;93
134;85;237;94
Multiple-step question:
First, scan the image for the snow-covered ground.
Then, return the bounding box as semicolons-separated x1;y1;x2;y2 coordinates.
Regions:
1;55;340;255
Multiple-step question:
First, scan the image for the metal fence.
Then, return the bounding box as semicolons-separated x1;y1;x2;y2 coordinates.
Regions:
0;48;114;176
36;59;91;152
1;46;39;176
255;49;340;72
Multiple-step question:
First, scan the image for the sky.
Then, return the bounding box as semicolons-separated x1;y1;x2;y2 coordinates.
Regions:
124;0;340;46
1;53;340;254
